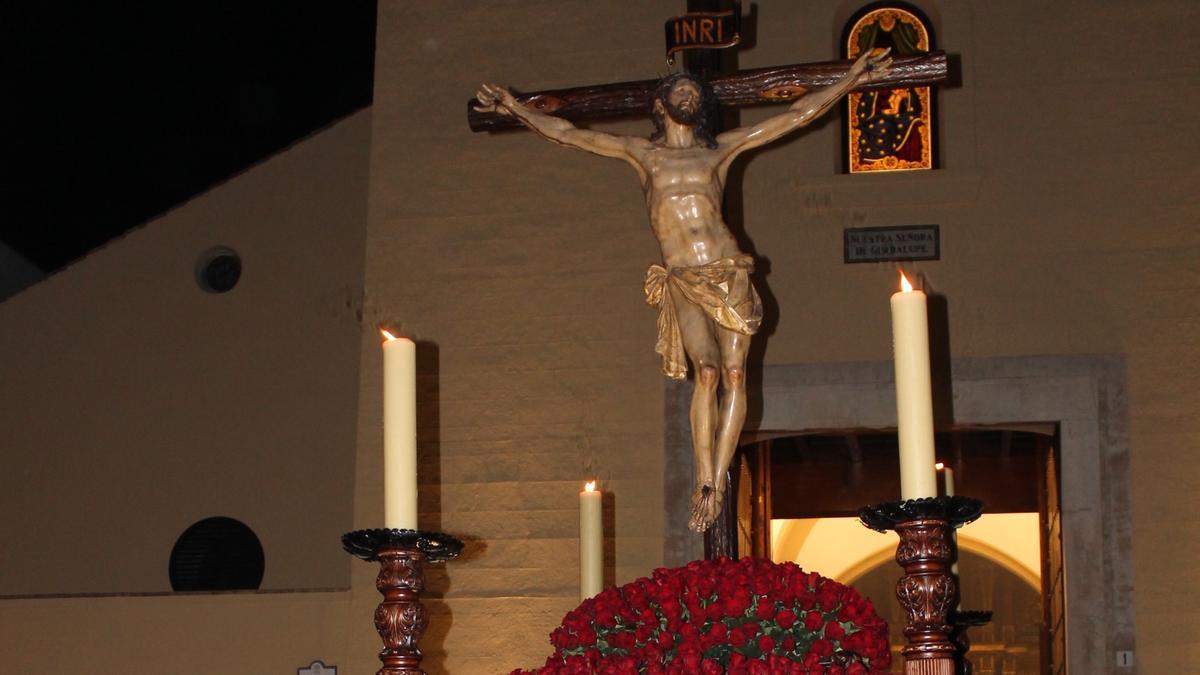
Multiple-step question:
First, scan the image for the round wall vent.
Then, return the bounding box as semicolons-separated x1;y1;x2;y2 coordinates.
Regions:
195;246;242;293
169;516;264;591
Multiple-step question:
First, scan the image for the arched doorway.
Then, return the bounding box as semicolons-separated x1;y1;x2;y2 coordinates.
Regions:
716;427;1061;672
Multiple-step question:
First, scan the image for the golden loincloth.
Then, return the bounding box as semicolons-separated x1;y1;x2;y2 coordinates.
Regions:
643;254;763;380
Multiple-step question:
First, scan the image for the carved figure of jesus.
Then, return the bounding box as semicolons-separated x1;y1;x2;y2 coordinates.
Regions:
476;49;892;531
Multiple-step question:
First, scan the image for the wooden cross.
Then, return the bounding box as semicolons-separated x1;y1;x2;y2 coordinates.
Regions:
466;1;949;560
467;2;948;133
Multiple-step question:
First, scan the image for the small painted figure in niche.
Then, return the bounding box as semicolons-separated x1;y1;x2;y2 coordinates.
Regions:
857;85;923;164
474;50;892;531
847;5;934;172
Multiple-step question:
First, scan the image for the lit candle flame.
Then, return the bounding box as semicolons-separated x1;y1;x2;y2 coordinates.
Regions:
381;329;398;342
935;462;945;470
584;480;596;492
899;271;913;293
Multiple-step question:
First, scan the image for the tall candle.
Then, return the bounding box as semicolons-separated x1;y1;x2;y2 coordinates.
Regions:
890;273;938;499
579;481;603;600
382;330;418;529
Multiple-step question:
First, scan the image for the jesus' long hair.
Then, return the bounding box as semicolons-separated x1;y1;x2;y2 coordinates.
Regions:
649;73;719;149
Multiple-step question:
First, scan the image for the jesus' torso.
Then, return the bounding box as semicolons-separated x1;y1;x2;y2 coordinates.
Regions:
639;145;742;269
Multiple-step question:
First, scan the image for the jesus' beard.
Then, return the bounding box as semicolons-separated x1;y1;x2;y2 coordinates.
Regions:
651;93;718;149
664;99;706;130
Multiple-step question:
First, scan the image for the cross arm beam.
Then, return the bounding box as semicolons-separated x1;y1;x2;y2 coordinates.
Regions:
467;51;947;132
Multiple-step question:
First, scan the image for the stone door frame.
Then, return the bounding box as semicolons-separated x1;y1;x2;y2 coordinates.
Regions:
664;354;1135;674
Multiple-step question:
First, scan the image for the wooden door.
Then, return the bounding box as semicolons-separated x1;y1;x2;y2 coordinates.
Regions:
1038;437;1066;674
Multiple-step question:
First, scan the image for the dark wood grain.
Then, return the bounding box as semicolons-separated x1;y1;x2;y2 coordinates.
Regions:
467;51;947;132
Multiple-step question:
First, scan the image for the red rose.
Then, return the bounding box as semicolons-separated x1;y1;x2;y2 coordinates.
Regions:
767;654;793;673
804;610;824;632
797;591;817;609
755;598;776;621
656;631;674;649
706;602;725;621
781;636;797;652
816;583;842;611
775;608;797;629
809;638;834;657
609;631;636;651
701;659;724;675
824;621;846;640
757;634;776;653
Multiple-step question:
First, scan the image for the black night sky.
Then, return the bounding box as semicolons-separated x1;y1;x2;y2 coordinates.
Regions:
3;3;378;274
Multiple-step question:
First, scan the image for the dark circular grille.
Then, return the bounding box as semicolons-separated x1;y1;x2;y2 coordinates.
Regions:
195;246;242;293
169;516;264;591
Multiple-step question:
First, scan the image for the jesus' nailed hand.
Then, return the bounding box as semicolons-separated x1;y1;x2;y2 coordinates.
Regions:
474;49;892;532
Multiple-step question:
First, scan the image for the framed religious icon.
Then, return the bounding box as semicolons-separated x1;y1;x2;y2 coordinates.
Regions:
844;4;936;173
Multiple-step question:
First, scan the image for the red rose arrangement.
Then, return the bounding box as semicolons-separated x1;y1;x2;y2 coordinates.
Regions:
511;557;890;674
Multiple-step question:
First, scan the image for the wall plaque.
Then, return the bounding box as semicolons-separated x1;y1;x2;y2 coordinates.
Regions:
844;225;939;263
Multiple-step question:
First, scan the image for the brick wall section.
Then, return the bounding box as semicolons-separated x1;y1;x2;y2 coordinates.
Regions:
363;1;1200;671
358;3;680;670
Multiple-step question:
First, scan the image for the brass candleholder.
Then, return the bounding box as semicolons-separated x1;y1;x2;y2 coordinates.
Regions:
860;497;983;675
343;529;463;675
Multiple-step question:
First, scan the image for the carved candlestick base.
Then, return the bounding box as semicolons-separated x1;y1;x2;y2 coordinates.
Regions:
374;547;427;673
860;497;983;675
343;529;464;675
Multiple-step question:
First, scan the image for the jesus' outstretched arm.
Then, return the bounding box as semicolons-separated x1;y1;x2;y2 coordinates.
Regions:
715;48;893;159
474;83;649;166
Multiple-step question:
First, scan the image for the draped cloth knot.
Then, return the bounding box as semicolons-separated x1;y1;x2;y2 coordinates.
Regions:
643;254;763;380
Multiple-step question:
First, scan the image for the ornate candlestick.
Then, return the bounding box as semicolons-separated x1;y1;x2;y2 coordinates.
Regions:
949;609;993;675
859;496;982;675
343;529;464;675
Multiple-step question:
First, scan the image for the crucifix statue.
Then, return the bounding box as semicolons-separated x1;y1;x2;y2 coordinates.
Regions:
470;4;947;534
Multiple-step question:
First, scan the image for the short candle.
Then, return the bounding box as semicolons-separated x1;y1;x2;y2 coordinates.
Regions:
579;481;603;600
936;461;955;497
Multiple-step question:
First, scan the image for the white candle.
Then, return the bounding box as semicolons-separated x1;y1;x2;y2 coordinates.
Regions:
942;464;956;497
938;462;961;601
890;273;938;499
382;330;418;529
579;481;603;600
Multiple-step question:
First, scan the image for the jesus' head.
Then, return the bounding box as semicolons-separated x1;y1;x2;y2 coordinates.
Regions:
650;73;718;149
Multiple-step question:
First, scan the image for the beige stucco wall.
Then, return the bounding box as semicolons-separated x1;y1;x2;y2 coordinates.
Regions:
0;108;372;599
1;591;354;672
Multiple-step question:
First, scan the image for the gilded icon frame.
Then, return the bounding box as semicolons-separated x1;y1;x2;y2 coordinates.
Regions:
845;5;935;173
